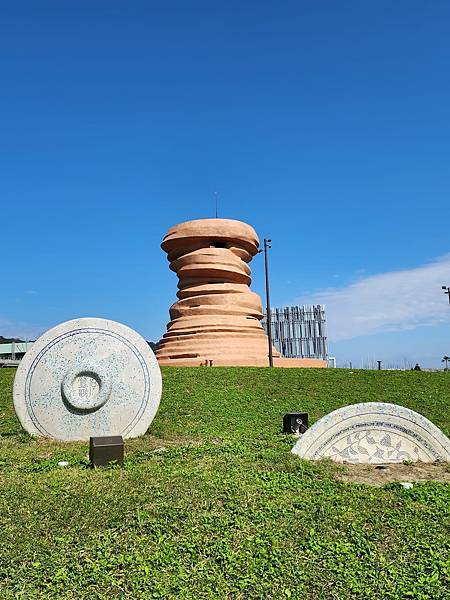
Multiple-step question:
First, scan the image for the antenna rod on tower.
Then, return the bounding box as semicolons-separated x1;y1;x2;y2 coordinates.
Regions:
214;192;219;218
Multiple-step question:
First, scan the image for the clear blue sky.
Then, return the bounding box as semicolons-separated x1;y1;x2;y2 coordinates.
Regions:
1;1;449;367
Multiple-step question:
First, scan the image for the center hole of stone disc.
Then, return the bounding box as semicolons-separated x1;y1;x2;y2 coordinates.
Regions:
62;366;111;413
73;372;101;402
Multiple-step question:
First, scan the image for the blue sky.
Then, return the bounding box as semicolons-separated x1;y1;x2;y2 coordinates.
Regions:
1;1;449;367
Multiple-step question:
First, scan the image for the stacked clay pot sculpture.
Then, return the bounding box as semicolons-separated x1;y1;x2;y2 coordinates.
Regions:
156;218;280;366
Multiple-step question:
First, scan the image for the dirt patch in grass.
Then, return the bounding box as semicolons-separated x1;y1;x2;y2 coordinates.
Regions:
337;461;450;485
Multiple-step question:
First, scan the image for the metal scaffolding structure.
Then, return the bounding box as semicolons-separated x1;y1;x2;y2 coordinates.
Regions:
262;305;328;360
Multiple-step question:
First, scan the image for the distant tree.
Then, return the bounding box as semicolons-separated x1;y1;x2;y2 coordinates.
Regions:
442;356;450;371
147;341;160;352
0;336;24;344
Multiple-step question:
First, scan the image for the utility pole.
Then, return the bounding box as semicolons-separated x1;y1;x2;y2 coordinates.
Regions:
261;238;274;367
442;285;450;304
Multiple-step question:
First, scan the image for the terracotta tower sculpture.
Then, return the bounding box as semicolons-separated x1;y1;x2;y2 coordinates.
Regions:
156;218;327;368
156;218;279;366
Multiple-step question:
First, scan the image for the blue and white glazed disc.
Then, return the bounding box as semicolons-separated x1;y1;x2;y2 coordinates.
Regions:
291;402;450;464
13;318;162;441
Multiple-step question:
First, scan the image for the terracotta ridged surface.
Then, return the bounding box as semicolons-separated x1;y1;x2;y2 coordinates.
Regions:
156;218;326;368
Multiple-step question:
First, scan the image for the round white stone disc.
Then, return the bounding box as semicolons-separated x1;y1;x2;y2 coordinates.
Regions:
291;402;450;464
13;318;162;441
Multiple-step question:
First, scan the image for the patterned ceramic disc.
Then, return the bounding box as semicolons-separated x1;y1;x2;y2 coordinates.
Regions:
13;318;162;441
291;402;450;464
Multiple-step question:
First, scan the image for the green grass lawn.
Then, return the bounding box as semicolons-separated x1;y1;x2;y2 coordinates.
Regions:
0;367;449;599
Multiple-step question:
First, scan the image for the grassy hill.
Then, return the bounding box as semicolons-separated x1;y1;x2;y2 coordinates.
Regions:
0;367;449;599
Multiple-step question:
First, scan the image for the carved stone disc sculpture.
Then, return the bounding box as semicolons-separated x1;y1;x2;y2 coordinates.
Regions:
291;403;450;464
13;318;162;441
156;218;281;366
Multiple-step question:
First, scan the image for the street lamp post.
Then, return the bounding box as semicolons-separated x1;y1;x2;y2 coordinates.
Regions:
261;238;274;368
442;286;450;304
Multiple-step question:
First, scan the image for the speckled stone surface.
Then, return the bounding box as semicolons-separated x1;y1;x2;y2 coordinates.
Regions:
291;402;450;464
13;318;162;441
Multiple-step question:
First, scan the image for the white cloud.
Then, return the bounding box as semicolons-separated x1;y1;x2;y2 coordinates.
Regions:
295;254;450;341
